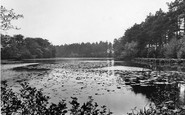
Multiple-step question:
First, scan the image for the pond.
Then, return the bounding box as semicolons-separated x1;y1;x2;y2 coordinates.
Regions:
1;58;185;115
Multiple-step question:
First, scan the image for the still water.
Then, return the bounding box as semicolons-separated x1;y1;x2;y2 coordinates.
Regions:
1;58;185;115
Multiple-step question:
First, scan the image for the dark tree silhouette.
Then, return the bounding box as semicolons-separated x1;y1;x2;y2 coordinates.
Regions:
113;0;185;59
0;6;23;30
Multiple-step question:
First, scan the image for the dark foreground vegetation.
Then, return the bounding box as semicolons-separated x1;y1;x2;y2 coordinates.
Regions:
1;81;112;115
113;0;185;60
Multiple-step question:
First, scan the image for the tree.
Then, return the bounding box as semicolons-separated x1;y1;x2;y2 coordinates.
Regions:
1;35;56;59
113;0;185;59
164;35;185;58
0;6;23;30
55;41;112;58
167;0;185;39
120;41;138;60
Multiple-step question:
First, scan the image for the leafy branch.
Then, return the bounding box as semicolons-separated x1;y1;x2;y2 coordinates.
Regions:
0;6;23;30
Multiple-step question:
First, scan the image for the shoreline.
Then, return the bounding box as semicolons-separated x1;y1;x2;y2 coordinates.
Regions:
1;63;39;70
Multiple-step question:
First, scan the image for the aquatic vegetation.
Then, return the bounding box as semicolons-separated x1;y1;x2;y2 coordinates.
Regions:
1;59;185;114
2;80;185;115
119;70;185;115
127;102;185;115
128;85;185;115
120;71;185;86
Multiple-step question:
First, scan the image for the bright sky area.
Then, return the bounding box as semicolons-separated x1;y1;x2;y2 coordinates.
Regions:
2;0;174;45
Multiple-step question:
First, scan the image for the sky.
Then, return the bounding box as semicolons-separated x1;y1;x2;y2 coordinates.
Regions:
2;0;174;45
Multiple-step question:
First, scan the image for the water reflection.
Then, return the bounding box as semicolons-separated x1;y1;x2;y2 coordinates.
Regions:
131;83;185;106
107;59;115;77
134;60;185;72
179;84;185;105
22;58;150;114
23;58;185;107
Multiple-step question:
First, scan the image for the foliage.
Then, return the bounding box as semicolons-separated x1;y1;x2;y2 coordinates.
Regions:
113;0;185;59
177;36;185;58
128;103;185;115
164;36;185;58
1;81;112;115
1;81;22;115
0;6;23;30
1;81;67;115
1;34;56;59
113;38;123;59
2;80;185;115
55;41;113;57
128;83;185;115
119;41;138;60
69;96;112;115
164;38;179;58
1;34;112;59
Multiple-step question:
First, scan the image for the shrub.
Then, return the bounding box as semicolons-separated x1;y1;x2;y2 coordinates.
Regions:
1;81;67;115
1;81;185;115
1;81;112;115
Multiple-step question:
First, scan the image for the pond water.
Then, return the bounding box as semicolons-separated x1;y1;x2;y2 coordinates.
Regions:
1;58;185;115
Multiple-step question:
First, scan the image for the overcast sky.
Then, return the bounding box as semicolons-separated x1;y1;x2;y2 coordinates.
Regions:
2;0;174;45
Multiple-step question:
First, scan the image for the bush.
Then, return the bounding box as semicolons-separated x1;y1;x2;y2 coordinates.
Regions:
1;81;185;115
1;81;67;115
1;81;112;115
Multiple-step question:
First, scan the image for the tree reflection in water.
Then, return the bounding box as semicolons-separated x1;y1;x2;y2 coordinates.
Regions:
131;83;185;108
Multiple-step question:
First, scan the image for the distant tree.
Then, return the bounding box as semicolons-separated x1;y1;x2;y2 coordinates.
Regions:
167;0;185;39
1;34;25;59
120;41;138;60
55;41;111;58
177;36;185;58
113;0;185;59
25;38;55;58
164;35;185;58
1;35;56;59
113;38;123;59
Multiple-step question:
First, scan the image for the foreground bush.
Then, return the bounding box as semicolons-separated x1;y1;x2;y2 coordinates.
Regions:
1;81;185;115
1;81;112;115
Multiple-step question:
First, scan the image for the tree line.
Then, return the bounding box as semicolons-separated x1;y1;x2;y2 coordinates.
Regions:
55;41;113;57
1;34;113;59
1;34;56;59
113;0;185;60
0;6;112;60
1;0;185;60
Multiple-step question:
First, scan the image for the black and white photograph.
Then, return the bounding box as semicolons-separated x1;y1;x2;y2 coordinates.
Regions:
1;0;185;114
